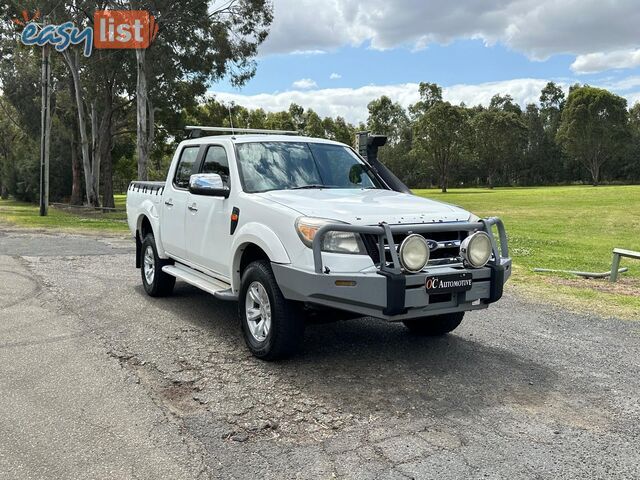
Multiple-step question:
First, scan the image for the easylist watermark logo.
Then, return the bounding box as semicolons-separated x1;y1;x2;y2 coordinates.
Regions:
16;9;158;56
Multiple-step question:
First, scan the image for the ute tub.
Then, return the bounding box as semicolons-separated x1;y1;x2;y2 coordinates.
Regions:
271;218;511;321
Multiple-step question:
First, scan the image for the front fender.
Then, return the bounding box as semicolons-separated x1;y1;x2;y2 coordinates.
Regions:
230;222;290;291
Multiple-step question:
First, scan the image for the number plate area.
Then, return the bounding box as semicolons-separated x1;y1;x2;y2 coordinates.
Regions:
425;272;473;293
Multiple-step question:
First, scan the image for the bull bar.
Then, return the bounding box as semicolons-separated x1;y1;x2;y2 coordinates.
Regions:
308;218;510;316
312;217;508;274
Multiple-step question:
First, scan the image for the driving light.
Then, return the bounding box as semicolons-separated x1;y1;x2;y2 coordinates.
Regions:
295;217;365;254
460;231;492;268
398;234;430;273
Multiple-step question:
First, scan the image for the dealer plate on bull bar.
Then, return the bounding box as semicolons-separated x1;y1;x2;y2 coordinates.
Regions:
425;272;473;293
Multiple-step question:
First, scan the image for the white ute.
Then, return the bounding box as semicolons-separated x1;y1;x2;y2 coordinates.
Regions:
127;127;511;360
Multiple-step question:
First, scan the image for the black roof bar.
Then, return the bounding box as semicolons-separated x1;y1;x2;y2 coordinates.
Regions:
185;126;300;138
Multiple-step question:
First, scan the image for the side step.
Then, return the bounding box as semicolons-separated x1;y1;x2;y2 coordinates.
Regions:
162;264;238;301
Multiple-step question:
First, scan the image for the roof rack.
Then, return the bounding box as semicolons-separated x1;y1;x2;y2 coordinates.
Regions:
185;126;300;138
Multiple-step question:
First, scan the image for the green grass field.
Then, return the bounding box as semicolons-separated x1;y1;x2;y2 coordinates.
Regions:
1;186;639;318
0;194;128;233
415;186;640;319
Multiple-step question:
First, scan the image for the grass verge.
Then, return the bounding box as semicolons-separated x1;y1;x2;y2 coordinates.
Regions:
415;185;640;320
0;195;129;234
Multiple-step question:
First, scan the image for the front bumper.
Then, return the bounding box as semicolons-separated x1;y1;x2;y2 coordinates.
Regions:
272;218;511;321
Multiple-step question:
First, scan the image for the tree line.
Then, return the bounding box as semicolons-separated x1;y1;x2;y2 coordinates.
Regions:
1;4;639;205
372;82;640;191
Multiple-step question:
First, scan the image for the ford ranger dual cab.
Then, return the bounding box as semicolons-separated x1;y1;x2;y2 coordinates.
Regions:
126;127;511;360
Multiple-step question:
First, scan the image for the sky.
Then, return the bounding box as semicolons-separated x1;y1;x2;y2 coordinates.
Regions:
210;0;640;124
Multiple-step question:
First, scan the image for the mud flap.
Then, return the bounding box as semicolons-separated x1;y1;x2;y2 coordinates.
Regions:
135;235;142;269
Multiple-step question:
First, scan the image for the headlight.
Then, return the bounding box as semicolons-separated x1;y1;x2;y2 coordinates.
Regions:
460;231;492;268
398;234;430;273
295;217;366;254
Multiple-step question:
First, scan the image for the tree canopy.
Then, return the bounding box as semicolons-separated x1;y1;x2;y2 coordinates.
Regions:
556;86;630;185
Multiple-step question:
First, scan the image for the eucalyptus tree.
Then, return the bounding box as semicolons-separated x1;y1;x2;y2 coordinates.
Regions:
556;86;629;186
408;82;443;119
367;95;409;144
540;81;565;134
471;109;527;188
624;102;640;181
413;102;467;192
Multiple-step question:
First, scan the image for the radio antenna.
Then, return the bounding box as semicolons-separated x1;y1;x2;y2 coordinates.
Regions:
228;102;235;135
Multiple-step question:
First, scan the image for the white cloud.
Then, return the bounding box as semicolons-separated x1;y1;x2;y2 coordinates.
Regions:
445;79;552;107
596;76;640;92
329;73;342;80
291;78;318;89
571;49;640;74
261;0;640;67
211;78;561;124
626;91;640;107
290;49;326;55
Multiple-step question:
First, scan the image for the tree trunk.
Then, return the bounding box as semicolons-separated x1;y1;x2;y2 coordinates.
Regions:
99;113;115;209
62;50;99;206
40;44;52;216
590;157;600;186
136;48;149;180
68;76;82;206
90;101;99;200
440;162;448;193
0;151;7;198
148;96;156;171
96;83;116;208
70;127;82;205
0;159;8;199
101;143;115;208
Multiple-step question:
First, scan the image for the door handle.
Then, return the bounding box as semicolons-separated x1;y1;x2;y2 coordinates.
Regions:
188;204;198;212
164;199;174;207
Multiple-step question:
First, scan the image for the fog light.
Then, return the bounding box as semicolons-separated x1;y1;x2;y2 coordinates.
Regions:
399;234;430;273
460;232;492;268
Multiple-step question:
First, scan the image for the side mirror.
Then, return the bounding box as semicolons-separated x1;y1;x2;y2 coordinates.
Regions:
189;173;230;198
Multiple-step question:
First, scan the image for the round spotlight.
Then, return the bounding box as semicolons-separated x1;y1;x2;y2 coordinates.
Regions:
399;234;430;273
460;232;492;268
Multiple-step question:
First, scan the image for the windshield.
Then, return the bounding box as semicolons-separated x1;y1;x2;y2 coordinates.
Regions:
235;142;384;193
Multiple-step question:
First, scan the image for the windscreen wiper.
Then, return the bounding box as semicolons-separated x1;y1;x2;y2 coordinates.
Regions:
290;184;337;190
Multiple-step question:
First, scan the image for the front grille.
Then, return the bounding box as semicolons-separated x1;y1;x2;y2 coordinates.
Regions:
361;234;382;264
362;229;468;269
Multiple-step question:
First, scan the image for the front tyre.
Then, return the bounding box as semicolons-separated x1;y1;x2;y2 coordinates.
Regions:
239;260;304;360
141;234;175;297
403;312;464;336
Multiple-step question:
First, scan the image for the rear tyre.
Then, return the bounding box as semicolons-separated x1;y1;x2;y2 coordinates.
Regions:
403;312;464;336
239;260;304;360
141;233;175;297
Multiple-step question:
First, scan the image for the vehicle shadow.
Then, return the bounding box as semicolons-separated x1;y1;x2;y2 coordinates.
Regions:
298;318;555;418
142;282;556;421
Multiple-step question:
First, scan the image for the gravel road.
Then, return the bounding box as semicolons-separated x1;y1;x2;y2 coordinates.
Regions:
0;228;638;479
